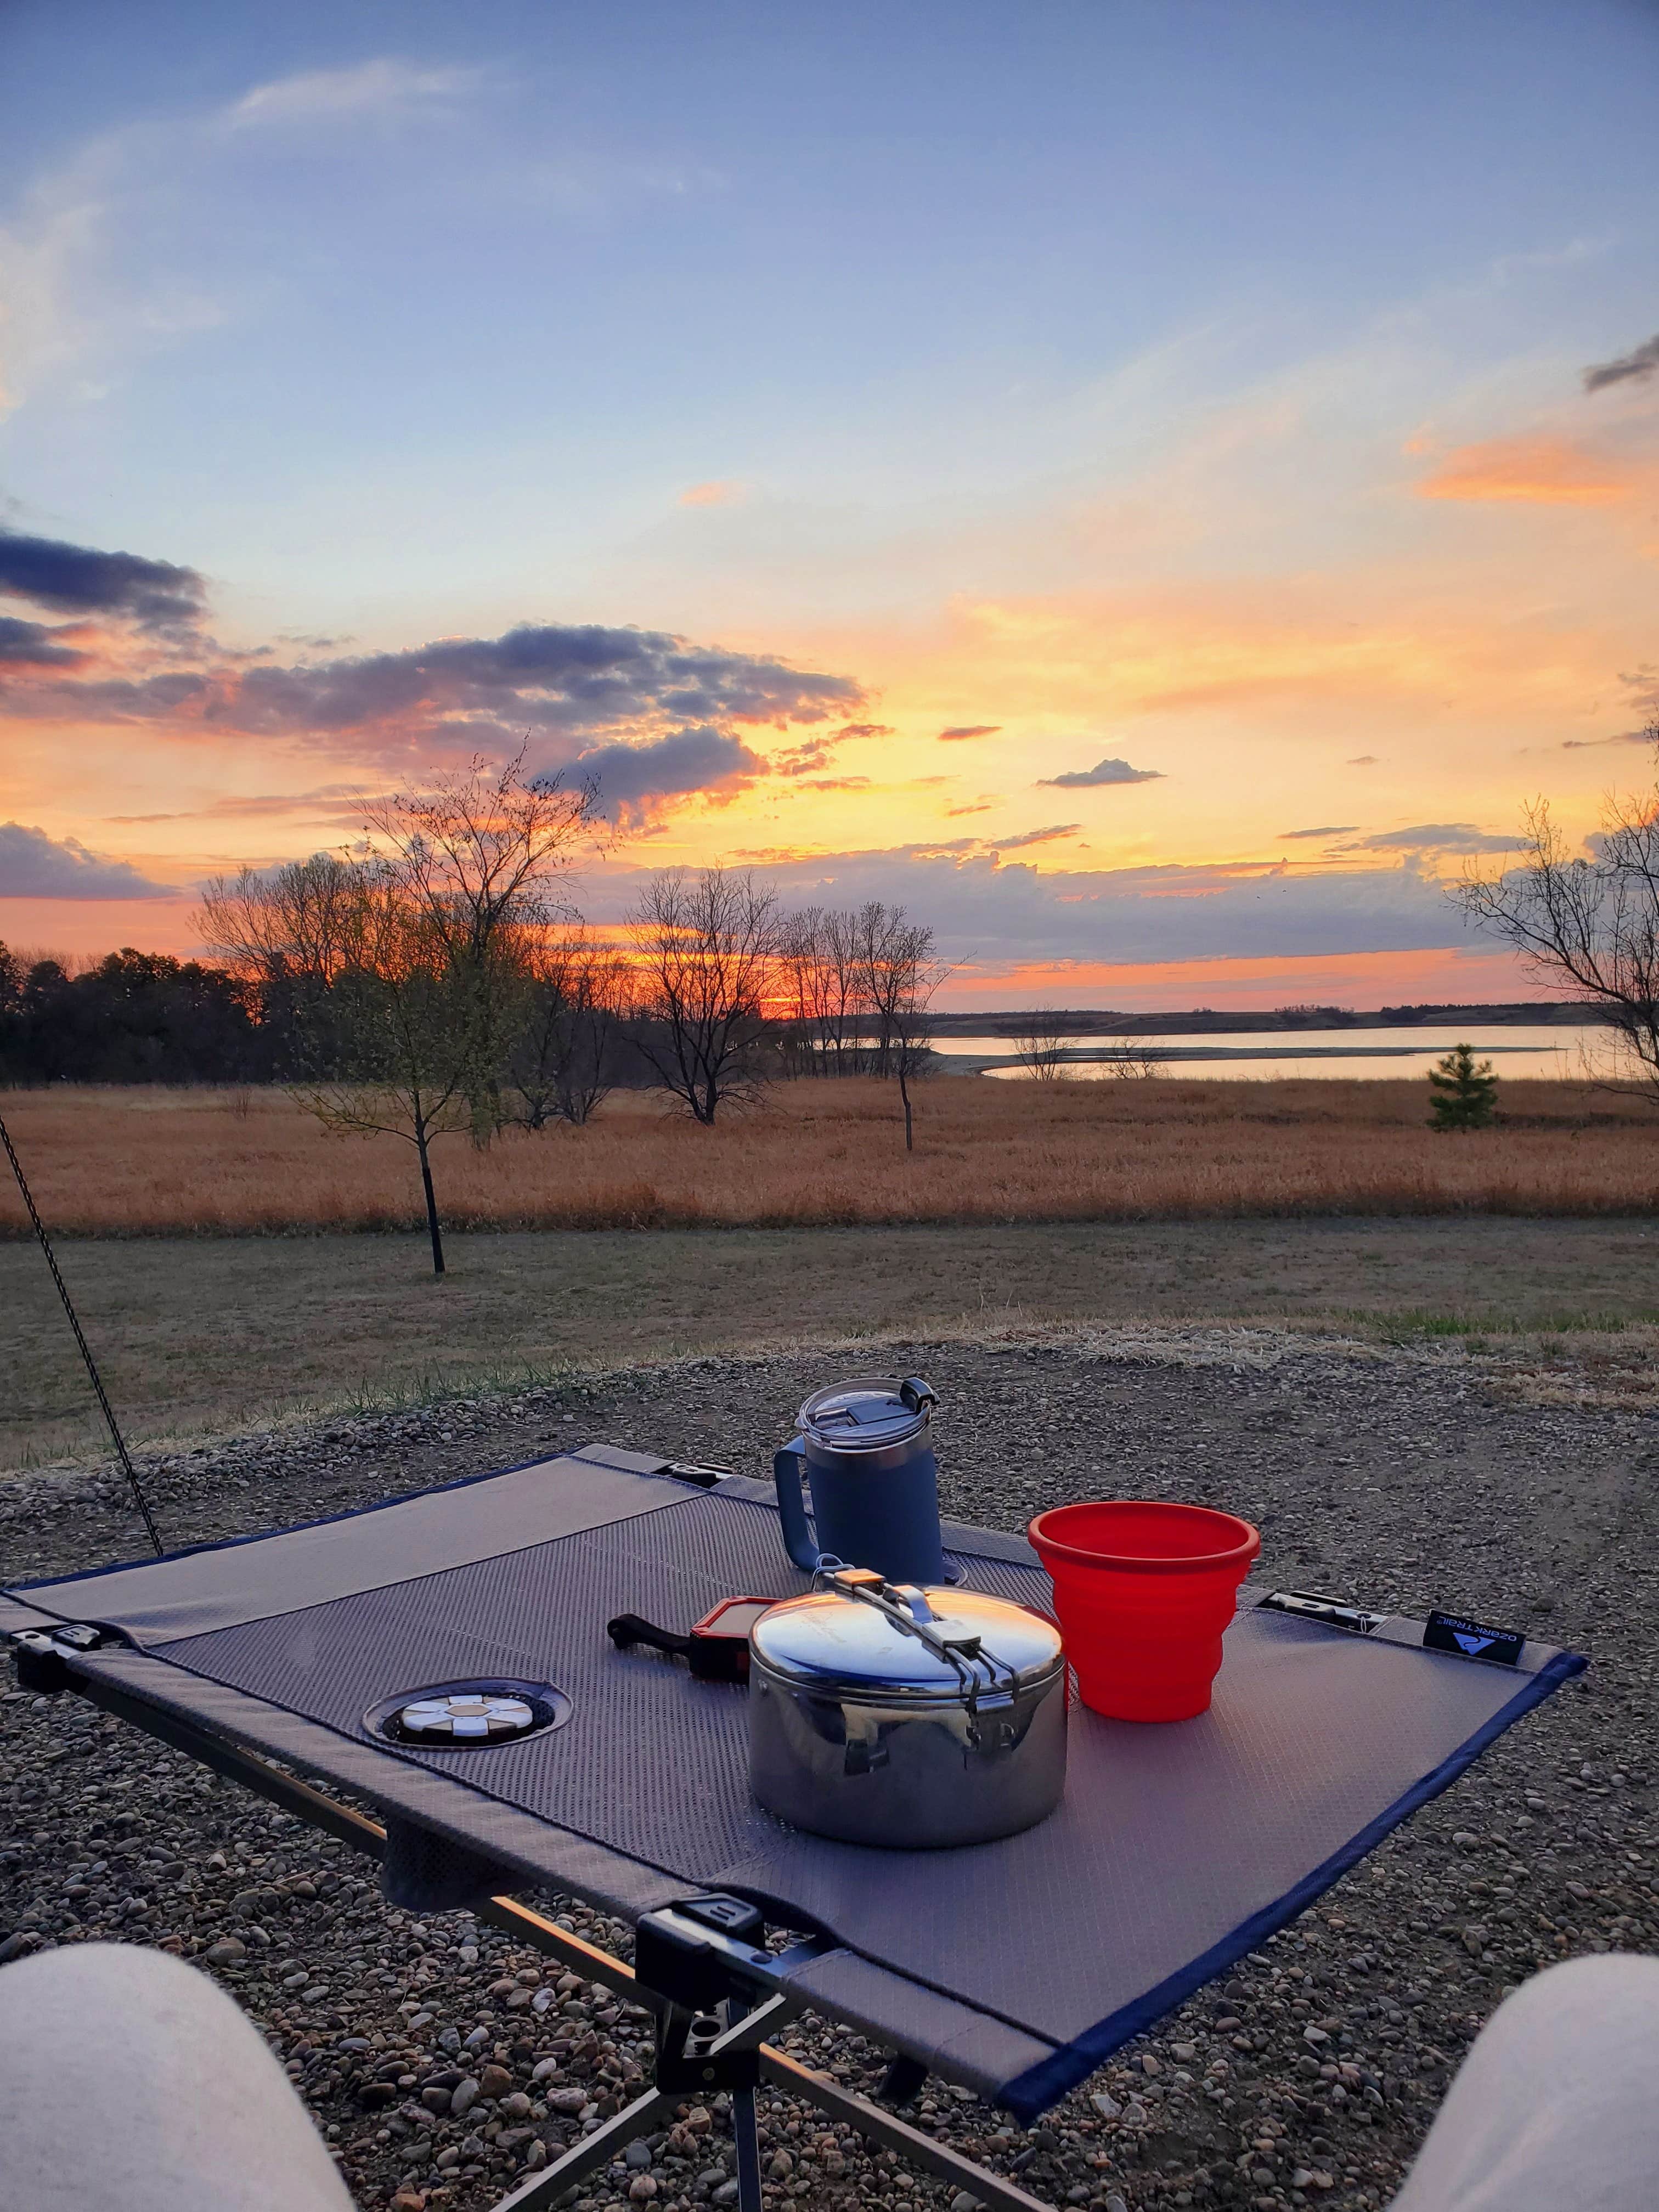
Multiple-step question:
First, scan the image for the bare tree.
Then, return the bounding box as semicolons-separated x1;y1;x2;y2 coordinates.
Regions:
1099;1036;1169;1080
627;866;781;1122
1013;1008;1070;1082
358;749;596;1142
848;904;948;1146
855;902;941;1077
893;998;939;1152
196;752;599;1269
775;906;831;1077
288;871;475;1277
197;851;365;985
1456;738;1659;1102
775;905;877;1075
195;851;372;1077
504;928;626;1127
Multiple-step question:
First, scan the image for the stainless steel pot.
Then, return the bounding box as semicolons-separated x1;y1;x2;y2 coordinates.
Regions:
747;1567;1066;1848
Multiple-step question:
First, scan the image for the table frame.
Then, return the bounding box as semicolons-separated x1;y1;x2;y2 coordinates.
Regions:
58;1667;1057;2212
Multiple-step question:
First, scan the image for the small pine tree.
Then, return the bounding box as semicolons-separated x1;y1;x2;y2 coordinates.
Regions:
1427;1041;1498;1131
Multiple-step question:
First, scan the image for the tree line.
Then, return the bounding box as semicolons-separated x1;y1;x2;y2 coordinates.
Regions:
1;758;946;1271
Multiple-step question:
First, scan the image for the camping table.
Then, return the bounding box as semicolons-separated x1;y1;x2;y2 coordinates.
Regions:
2;1445;1583;2212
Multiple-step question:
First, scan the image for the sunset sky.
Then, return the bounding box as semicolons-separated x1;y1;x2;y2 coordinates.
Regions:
2;0;1657;1008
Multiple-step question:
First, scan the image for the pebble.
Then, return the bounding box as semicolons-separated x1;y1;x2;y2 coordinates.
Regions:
4;1334;1655;2212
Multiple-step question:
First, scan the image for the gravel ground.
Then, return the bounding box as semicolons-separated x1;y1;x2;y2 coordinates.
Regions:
2;1328;1656;2212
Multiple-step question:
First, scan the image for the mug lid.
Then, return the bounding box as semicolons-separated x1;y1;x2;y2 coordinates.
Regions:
797;1375;936;1452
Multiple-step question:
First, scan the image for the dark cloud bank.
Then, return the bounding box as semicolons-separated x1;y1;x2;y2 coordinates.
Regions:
0;823;170;901
0;528;208;631
0;616;86;668
0;524;865;818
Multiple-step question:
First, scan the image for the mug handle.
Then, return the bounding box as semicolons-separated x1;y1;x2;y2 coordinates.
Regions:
772;1438;822;1572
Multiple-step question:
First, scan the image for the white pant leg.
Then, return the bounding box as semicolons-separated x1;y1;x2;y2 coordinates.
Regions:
1389;1954;1659;2212
0;1942;355;2212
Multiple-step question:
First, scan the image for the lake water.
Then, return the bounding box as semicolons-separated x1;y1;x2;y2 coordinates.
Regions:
942;1023;1610;1082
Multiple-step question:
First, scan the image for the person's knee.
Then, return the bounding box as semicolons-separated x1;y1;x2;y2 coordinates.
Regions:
1389;1953;1659;2212
0;1937;219;2030
0;1941;354;2211
1472;1951;1659;2071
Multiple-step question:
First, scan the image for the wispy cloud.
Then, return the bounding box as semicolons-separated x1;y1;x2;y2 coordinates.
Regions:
1583;334;1659;394
938;724;1000;741
105;784;365;825
1347;755;1380;766
0;822;171;899
769;723;886;778
1346;823;1525;855
989;823;1080;849
1038;755;1164;788
679;481;747;508
222;59;482;132
1416;435;1632;506
1279;825;1358;840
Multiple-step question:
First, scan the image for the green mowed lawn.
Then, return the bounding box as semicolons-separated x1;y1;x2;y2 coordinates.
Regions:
4;1216;1657;1468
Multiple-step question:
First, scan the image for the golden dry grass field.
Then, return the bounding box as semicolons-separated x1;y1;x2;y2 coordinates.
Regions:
2;1076;1657;1237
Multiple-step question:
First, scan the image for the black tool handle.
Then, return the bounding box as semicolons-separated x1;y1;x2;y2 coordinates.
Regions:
607;1613;694;1659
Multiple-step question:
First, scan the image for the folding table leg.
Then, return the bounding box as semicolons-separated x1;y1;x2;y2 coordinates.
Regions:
489;2085;674;2212
730;2084;764;2212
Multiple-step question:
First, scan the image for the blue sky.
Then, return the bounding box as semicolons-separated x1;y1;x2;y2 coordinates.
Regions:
3;0;1657;1002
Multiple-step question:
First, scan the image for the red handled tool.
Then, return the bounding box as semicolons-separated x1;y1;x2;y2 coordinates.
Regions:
606;1596;779;1683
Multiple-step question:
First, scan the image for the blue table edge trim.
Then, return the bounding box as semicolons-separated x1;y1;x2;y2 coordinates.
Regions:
997;1645;1588;2123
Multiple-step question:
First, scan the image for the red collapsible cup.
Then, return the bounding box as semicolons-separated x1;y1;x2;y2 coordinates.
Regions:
1027;1500;1261;1722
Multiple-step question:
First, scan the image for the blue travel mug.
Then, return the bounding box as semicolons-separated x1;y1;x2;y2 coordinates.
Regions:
771;1376;946;1584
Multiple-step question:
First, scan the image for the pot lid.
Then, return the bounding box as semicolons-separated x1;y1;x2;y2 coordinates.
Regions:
751;1575;1062;1702
797;1375;938;1453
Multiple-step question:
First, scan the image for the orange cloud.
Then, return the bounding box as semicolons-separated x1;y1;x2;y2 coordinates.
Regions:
966;945;1532;1014
679;479;746;507
1415;435;1633;506
851;567;1632;743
